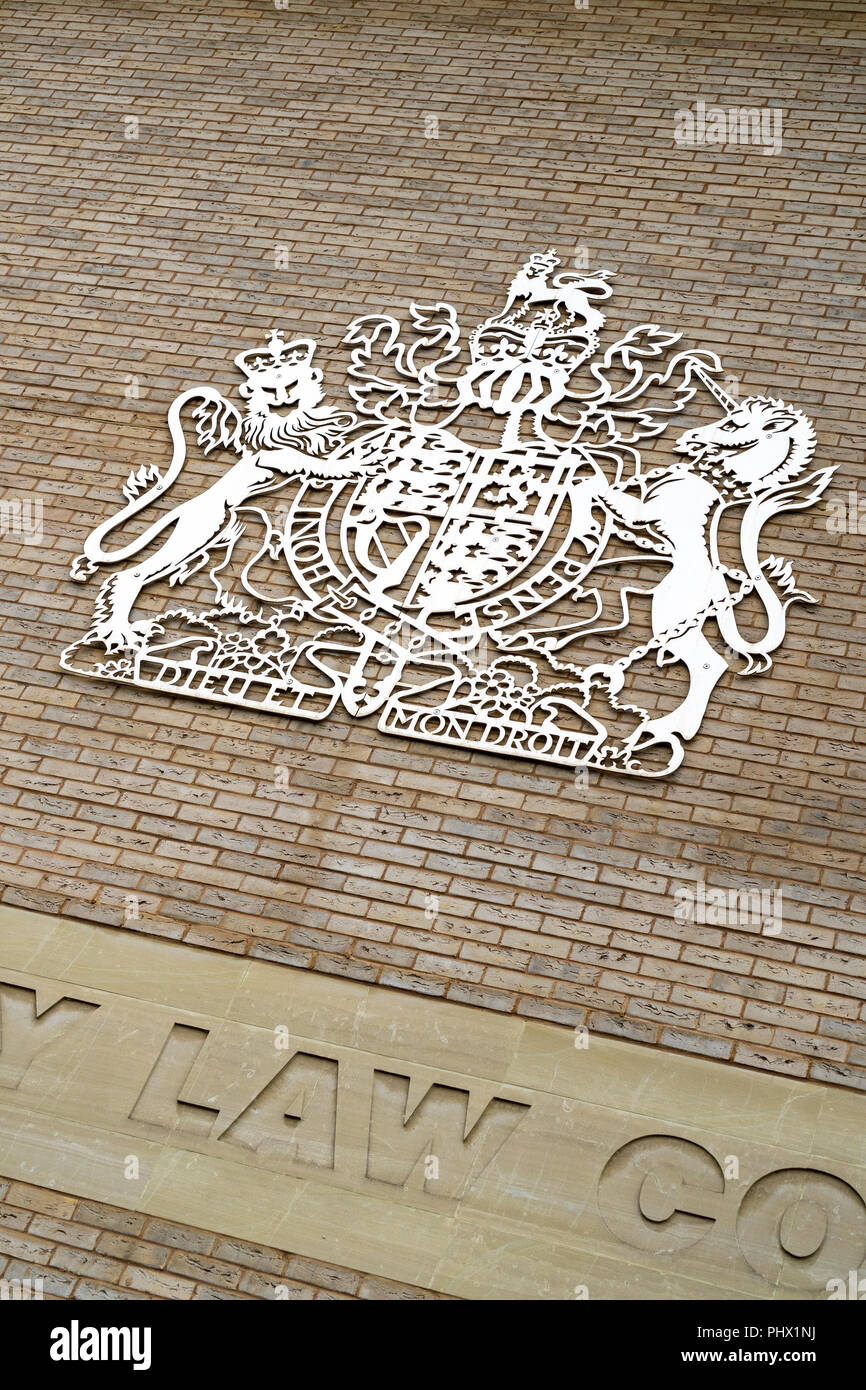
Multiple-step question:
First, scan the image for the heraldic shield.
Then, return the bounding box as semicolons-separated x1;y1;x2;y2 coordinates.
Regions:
62;251;834;778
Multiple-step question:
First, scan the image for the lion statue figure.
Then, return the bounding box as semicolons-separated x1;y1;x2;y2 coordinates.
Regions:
71;329;369;652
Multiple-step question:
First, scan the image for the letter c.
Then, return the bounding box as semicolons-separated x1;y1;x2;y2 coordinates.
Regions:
598;1135;725;1254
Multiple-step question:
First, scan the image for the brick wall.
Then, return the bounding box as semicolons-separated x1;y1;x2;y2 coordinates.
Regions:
1;0;866;1088
0;1180;449;1300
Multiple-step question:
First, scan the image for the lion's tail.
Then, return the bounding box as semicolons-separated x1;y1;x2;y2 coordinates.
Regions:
71;388;228;580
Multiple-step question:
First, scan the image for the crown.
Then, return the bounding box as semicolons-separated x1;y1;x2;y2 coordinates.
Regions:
234;328;316;381
521;248;561;277
469;248;613;366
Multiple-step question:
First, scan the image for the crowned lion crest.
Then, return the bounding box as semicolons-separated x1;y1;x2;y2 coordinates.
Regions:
62;252;834;777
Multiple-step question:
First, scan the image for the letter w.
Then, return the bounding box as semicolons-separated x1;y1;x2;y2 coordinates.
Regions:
366;1070;528;1199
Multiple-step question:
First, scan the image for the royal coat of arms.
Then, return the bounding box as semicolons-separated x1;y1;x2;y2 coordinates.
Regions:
62;252;833;777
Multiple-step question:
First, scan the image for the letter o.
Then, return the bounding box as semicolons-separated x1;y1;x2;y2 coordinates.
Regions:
736;1168;866;1289
419;713;447;736
528;732;554;755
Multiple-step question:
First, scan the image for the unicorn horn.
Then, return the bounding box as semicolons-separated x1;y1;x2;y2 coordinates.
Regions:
689;361;739;413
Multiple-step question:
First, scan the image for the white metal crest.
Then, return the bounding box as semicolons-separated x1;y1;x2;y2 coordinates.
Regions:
62;251;834;777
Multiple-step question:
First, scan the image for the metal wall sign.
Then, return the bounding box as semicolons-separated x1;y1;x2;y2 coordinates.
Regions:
62;252;833;777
